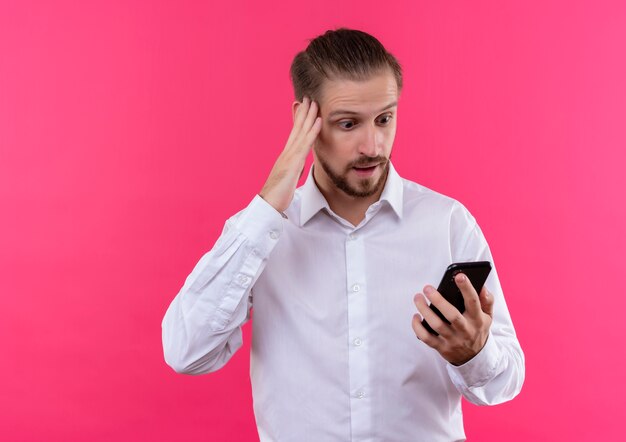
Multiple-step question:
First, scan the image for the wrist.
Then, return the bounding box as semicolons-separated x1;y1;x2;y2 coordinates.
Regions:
258;193;289;219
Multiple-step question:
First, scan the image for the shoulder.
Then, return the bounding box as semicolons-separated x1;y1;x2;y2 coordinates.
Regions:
401;176;470;217
399;175;480;237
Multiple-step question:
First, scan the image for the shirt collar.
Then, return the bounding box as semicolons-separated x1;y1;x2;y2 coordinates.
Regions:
299;160;404;227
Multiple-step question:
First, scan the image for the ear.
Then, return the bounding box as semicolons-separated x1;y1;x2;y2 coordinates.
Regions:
291;100;302;123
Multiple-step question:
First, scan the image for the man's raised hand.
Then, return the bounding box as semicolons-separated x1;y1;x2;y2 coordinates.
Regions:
259;96;322;213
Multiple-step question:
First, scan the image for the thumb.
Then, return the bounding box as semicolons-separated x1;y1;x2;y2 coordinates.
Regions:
479;287;494;318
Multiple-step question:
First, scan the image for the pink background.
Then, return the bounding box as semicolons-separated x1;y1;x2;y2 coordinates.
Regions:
1;1;625;440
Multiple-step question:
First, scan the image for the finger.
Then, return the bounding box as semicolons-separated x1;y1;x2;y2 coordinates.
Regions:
479;286;494;318
285;97;308;148
290;100;319;153
304;117;322;149
293;95;310;129
454;273;482;318
414;293;451;337
301;99;319;135
287;97;312;148
298;103;321;155
423;285;466;330
411;313;442;348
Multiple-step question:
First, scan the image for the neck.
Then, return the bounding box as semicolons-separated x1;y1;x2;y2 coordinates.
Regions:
313;163;389;227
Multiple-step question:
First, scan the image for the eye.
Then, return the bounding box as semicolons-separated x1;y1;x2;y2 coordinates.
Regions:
338;120;356;130
378;114;393;124
336;114;394;130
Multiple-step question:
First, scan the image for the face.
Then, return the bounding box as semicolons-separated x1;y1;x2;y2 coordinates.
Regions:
312;69;399;198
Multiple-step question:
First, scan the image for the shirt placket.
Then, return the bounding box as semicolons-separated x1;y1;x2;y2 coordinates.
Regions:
345;229;371;439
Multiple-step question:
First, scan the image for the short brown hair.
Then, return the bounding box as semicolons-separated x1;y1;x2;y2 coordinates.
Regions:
290;27;403;103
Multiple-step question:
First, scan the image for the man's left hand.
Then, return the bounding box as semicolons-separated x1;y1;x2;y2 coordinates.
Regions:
411;273;494;366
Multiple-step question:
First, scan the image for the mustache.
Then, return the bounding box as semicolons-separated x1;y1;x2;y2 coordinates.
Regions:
351;157;388;168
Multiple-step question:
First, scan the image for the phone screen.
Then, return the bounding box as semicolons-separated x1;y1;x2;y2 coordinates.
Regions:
421;261;492;336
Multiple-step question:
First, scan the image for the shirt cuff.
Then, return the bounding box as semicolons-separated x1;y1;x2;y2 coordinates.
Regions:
446;331;500;389
233;194;286;256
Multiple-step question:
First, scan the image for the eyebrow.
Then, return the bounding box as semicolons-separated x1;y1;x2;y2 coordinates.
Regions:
327;101;398;119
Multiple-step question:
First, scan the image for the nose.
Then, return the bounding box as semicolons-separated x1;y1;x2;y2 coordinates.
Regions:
358;122;383;157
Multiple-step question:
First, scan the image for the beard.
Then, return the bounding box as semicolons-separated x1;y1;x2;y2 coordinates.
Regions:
316;150;392;198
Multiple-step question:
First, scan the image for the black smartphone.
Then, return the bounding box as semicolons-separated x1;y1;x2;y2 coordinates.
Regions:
421;261;492;336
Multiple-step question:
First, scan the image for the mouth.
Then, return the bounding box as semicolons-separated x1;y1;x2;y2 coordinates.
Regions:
352;163;381;177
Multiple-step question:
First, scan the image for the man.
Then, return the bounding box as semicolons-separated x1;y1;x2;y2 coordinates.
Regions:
162;28;524;441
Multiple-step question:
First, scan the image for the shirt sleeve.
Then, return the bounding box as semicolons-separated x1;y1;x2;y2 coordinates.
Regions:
161;194;285;375
444;201;526;405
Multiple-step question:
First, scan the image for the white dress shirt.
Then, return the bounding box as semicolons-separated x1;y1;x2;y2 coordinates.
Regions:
162;161;525;442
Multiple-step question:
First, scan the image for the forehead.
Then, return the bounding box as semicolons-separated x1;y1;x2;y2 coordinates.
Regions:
318;70;399;117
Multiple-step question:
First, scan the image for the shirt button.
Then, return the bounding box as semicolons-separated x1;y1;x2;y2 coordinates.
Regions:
269;230;279;240
353;338;362;346
356;390;365;399
238;275;250;286
348;233;356;240
352;284;360;292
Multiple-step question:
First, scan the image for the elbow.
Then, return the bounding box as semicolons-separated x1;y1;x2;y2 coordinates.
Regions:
162;337;212;375
163;350;195;375
161;311;211;375
161;330;199;375
162;335;229;376
163;343;191;374
165;360;202;376
163;347;218;375
161;308;244;376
